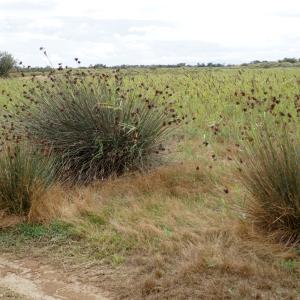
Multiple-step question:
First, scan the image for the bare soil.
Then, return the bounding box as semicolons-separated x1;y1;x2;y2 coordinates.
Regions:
0;254;110;300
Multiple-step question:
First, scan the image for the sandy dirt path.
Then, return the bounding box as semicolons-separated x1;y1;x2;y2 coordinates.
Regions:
0;255;110;300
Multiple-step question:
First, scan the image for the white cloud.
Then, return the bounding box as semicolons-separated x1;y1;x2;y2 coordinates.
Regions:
0;0;300;65
28;18;64;30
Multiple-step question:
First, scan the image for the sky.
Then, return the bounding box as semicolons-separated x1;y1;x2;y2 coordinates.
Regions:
0;0;300;67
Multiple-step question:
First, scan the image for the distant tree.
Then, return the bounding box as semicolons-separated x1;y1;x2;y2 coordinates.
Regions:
92;63;107;69
0;52;15;77
279;57;298;64
250;60;261;64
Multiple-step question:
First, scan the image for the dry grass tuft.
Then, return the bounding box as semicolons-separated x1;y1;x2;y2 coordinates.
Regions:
27;162;212;223
28;185;97;222
95;162;215;199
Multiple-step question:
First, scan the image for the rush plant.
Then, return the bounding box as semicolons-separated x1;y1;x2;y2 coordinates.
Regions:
0;143;56;214
14;69;177;183
239;125;300;244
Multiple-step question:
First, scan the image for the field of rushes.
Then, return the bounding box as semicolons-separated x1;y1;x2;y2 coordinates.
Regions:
1;67;300;142
0;67;300;299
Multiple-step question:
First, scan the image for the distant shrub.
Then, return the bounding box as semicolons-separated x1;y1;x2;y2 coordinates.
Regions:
0;144;56;215
15;70;177;183
0;52;15;77
239;126;300;244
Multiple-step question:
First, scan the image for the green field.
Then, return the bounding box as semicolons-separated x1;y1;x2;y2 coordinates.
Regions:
0;68;300;299
1;67;299;139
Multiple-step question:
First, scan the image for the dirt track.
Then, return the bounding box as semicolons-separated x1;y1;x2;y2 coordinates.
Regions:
0;255;109;300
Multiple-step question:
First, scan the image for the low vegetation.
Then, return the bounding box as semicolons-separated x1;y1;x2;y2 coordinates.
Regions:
0;144;56;215
0;64;300;299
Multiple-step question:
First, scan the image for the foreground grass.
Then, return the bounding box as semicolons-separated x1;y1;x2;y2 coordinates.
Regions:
0;140;299;299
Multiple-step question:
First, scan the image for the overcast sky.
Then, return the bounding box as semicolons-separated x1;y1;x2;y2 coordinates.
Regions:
1;0;300;66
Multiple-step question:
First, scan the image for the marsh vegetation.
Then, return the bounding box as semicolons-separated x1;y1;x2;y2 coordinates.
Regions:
0;63;299;299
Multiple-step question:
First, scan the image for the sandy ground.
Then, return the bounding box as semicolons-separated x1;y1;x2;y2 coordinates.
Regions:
0;255;110;300
0;286;30;300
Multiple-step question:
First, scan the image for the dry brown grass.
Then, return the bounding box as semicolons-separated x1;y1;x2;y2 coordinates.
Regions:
153;224;298;299
27;184;95;222
27;160;215;222
96;163;215;199
1;142;300;299
0;211;24;228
